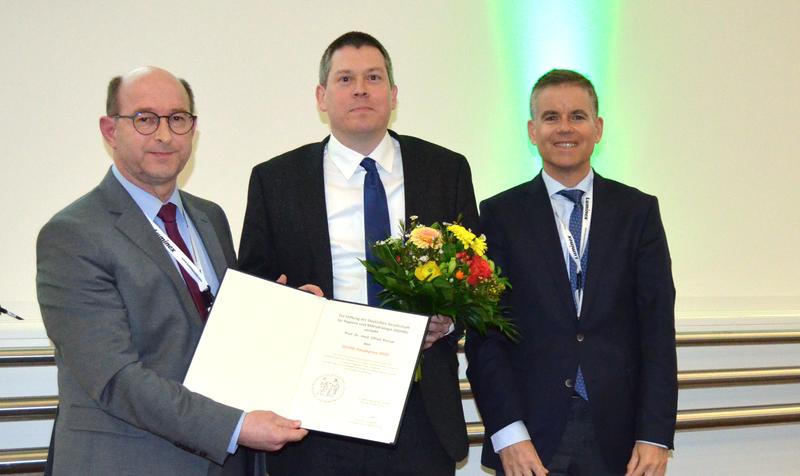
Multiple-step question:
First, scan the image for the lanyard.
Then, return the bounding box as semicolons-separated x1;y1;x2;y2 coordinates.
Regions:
149;219;212;293
554;193;592;316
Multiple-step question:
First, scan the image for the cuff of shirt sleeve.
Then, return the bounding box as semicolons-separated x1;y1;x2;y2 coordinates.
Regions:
491;420;531;453
636;439;668;449
445;321;455;336
227;412;245;454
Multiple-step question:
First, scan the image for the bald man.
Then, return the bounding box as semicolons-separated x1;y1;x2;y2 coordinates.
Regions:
37;67;308;475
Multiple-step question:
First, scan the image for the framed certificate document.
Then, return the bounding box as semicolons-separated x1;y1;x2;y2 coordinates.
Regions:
183;269;429;444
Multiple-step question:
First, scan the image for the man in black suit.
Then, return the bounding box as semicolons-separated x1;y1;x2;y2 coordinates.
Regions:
238;32;476;475
465;69;677;476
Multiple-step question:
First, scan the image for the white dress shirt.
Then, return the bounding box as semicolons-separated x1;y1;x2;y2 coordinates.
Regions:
324;132;405;304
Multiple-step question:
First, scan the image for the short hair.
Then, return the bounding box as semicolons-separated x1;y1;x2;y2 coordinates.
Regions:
105;76;195;115
530;69;598;119
319;31;394;87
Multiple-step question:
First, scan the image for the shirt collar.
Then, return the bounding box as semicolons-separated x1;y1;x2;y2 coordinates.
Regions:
542;168;594;198
327;132;395;180
111;164;185;221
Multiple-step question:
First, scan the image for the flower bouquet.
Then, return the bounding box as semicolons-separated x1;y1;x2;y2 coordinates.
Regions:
362;216;517;341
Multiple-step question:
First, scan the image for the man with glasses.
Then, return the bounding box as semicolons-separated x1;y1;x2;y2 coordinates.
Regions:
37;66;308;475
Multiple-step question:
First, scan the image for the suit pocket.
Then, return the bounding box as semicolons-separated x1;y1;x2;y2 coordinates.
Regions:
65;405;146;438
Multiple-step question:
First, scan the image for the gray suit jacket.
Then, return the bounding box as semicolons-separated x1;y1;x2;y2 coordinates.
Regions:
37;169;247;475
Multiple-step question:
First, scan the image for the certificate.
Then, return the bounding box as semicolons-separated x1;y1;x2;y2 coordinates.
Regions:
183;269;429;444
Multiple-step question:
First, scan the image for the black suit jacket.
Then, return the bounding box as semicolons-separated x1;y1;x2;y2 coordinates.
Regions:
465;172;677;473
238;130;477;462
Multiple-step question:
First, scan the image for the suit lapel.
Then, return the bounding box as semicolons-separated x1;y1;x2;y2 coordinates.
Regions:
99;171;202;324
304;138;334;293
396;132;425;223
394;131;446;229
525;175;579;320
580;173;614;318
181;195;227;281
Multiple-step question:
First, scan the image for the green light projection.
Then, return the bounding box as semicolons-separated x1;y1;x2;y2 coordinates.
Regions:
482;0;623;198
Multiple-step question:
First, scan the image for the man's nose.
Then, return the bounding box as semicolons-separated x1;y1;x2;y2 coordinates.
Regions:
352;77;367;96
556;118;573;133
154;117;173;142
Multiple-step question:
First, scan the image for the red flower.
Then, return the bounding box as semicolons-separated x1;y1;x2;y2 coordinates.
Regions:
467;256;492;286
395;255;402;263
456;251;471;263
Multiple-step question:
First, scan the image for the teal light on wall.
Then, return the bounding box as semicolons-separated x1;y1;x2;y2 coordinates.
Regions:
484;0;623;194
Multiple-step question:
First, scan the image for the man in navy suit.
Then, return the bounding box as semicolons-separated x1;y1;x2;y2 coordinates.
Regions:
238;32;475;475
466;69;677;476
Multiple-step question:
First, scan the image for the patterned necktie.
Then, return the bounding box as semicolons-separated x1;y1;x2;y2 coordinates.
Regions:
360;158;391;306
157;203;210;321
557;189;589;400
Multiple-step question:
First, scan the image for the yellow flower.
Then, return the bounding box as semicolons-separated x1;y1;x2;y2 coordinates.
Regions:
414;261;442;281
470;236;487;256
447;224;476;249
409;226;442;249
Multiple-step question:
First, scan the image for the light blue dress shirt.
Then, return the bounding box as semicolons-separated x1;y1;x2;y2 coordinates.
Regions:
111;165;220;294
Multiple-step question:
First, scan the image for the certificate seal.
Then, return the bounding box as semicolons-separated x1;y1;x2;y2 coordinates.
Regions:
312;375;345;402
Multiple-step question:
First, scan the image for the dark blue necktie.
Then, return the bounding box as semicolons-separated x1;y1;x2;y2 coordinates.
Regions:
558;189;589;400
361;158;390;306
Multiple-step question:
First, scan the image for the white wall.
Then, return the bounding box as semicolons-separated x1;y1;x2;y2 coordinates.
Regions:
1;1;799;315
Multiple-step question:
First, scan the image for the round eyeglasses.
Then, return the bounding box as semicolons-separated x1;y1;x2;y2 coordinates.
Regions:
113;112;197;135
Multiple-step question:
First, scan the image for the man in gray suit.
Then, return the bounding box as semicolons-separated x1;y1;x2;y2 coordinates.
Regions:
36;66;308;475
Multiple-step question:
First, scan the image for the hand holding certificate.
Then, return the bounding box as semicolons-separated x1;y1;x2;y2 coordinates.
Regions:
184;269;429;444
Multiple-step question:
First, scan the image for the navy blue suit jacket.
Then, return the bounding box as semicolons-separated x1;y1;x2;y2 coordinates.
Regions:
465;172;677;472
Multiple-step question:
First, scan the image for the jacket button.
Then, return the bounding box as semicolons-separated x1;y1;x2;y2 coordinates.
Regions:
577;333;584;342
565;378;574;388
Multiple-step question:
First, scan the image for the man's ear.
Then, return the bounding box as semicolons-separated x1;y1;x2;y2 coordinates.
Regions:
593;116;604;143
527;119;537;145
99;116;117;149
315;84;328;113
390;84;398;110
